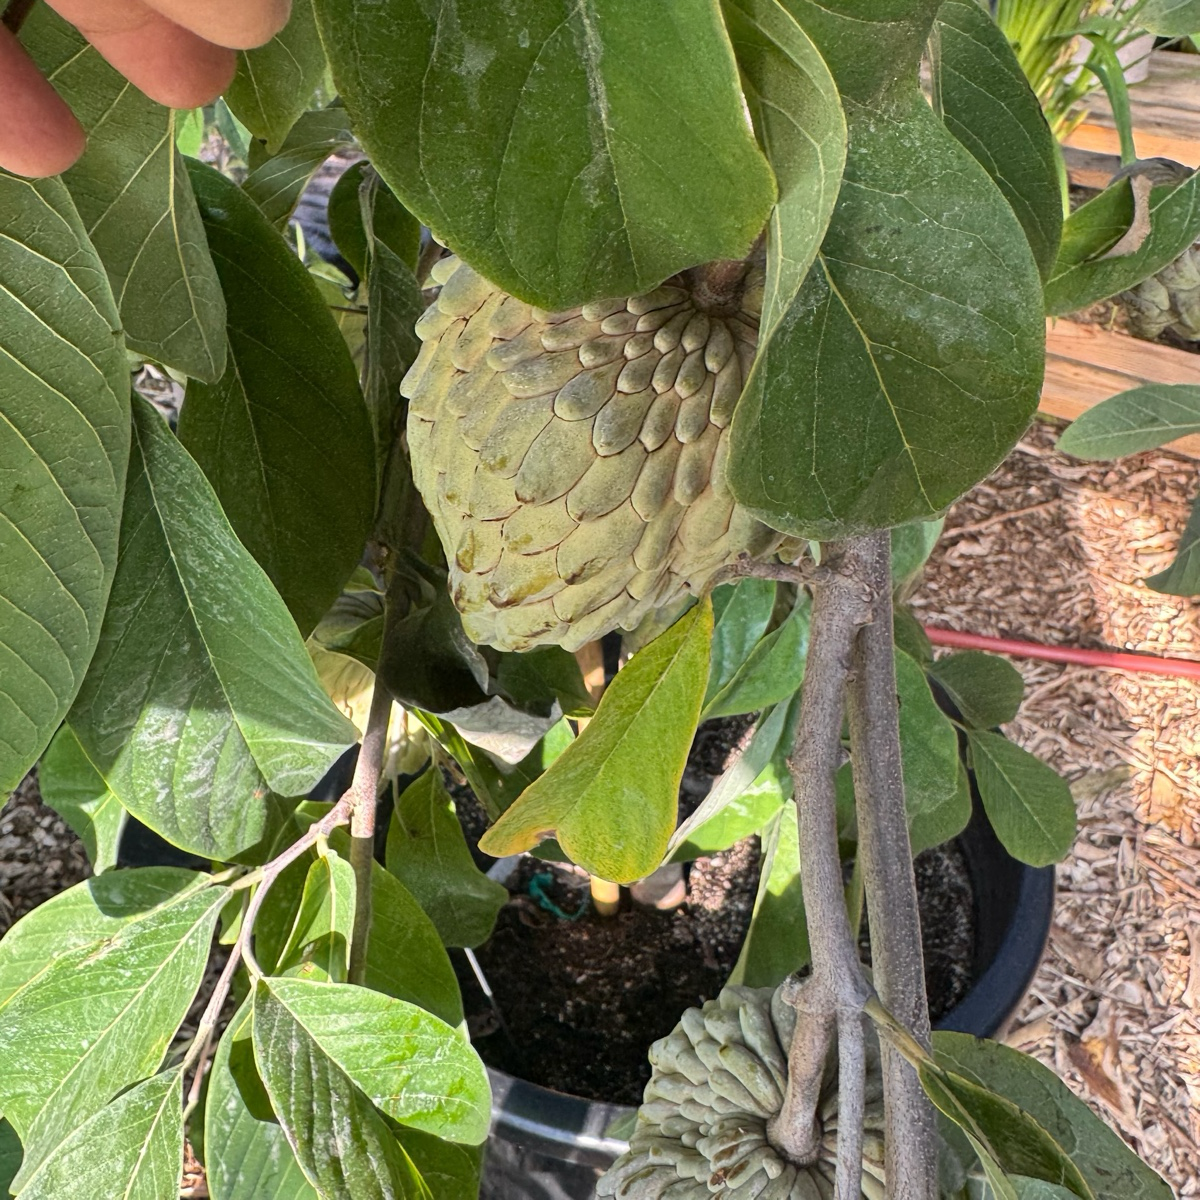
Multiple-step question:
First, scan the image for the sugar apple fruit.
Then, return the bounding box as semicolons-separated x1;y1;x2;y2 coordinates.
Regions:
596;983;885;1200
1122;245;1200;342
401;256;782;652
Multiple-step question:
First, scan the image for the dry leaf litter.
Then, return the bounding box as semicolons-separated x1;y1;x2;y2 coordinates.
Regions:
913;417;1200;1192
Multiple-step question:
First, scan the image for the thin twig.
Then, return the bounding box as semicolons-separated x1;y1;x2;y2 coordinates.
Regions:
348;681;392;985
768;541;872;1184
2;0;37;34
707;554;816;591
847;531;939;1200
180;792;356;1082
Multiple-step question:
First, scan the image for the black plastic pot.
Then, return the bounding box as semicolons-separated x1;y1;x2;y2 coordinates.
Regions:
479;792;1054;1199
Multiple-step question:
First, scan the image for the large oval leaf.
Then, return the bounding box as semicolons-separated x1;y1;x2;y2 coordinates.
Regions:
255;977;490;1143
728;85;1045;537
929;0;1062;280
478;599;713;882
314;0;777;310
1057;383;1200;460
67;397;358;860
180;162;375;637
16;1069;184;1200
0;880;226;1183
722;0;847;338
225;0;328;154
21;6;226;382
252;981;431;1200
206;1002;319;1200
0;171;129;793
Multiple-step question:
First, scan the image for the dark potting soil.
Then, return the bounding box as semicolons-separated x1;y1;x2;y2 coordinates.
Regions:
450;716;979;1106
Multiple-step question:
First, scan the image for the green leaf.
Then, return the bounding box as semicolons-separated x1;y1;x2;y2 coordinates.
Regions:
206;1002;318;1200
668;695;798;859
1081;37;1136;167
896;649;969;855
493;646;593;722
969;731;1076;866
0;1120;20;1197
326;829;464;1027
728;800;808;987
328;162;371;280
0;171;129;795
226;0;327;154
891;518;945;593
180;160;376;636
919;1063;1020;1200
478;600;712;883
702;591;810;719
255;977;490;1143
722;0;847;339
252;982;430;1200
1146;489;1200;596
929;650;1025;729
37;725;127;873
16;1069;182;1200
929;0;1063;279
1057;383;1200;460
1138;0;1200;37
728;86;1044;537
176;108;205;158
676;761;789;861
386;771;507;949
893;604;933;665
277;848;357;981
0;868;203;1008
21;6;225;382
67;397;358;861
361;184;427;468
242;107;355;229
0;880;226;1181
315;0;777;310
707;580;778;706
395;1129;482;1200
361;168;423;274
774;0;935;104
1044;172;1200;316
933;1034;1173;1200
919;1059;1094;1200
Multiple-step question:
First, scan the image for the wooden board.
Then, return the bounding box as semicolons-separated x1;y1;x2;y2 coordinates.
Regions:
1042;319;1200;458
1064;51;1200;168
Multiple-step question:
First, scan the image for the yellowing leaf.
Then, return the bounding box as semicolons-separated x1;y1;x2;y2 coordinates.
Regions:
479;601;712;883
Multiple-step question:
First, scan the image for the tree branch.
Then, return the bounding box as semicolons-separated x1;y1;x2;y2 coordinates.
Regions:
768;544;872;1196
348;680;392;985
846;531;939;1200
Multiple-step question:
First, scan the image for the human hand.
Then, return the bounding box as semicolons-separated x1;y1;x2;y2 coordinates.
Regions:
0;0;291;177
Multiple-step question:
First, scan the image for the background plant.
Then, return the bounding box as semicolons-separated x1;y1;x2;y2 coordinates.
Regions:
0;0;1196;1198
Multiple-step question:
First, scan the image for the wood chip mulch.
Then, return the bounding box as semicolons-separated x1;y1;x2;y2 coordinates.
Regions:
914;417;1200;1193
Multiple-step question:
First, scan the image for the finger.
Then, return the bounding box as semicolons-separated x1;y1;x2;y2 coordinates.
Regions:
46;0;236;110
0;26;85;177
143;0;291;50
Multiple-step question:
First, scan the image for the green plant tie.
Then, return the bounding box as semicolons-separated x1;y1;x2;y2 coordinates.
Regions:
528;871;589;921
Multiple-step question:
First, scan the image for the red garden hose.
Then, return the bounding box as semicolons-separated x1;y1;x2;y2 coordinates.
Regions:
923;625;1200;683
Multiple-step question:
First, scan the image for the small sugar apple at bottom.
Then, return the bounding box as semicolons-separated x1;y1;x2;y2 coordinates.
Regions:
400;256;782;653
597;983;886;1200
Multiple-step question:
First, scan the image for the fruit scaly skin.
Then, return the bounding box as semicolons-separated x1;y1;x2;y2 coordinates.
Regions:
596;984;887;1200
1123;246;1200;342
401;256;781;652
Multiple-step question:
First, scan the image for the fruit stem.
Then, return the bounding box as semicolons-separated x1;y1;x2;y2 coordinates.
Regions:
686;258;750;315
